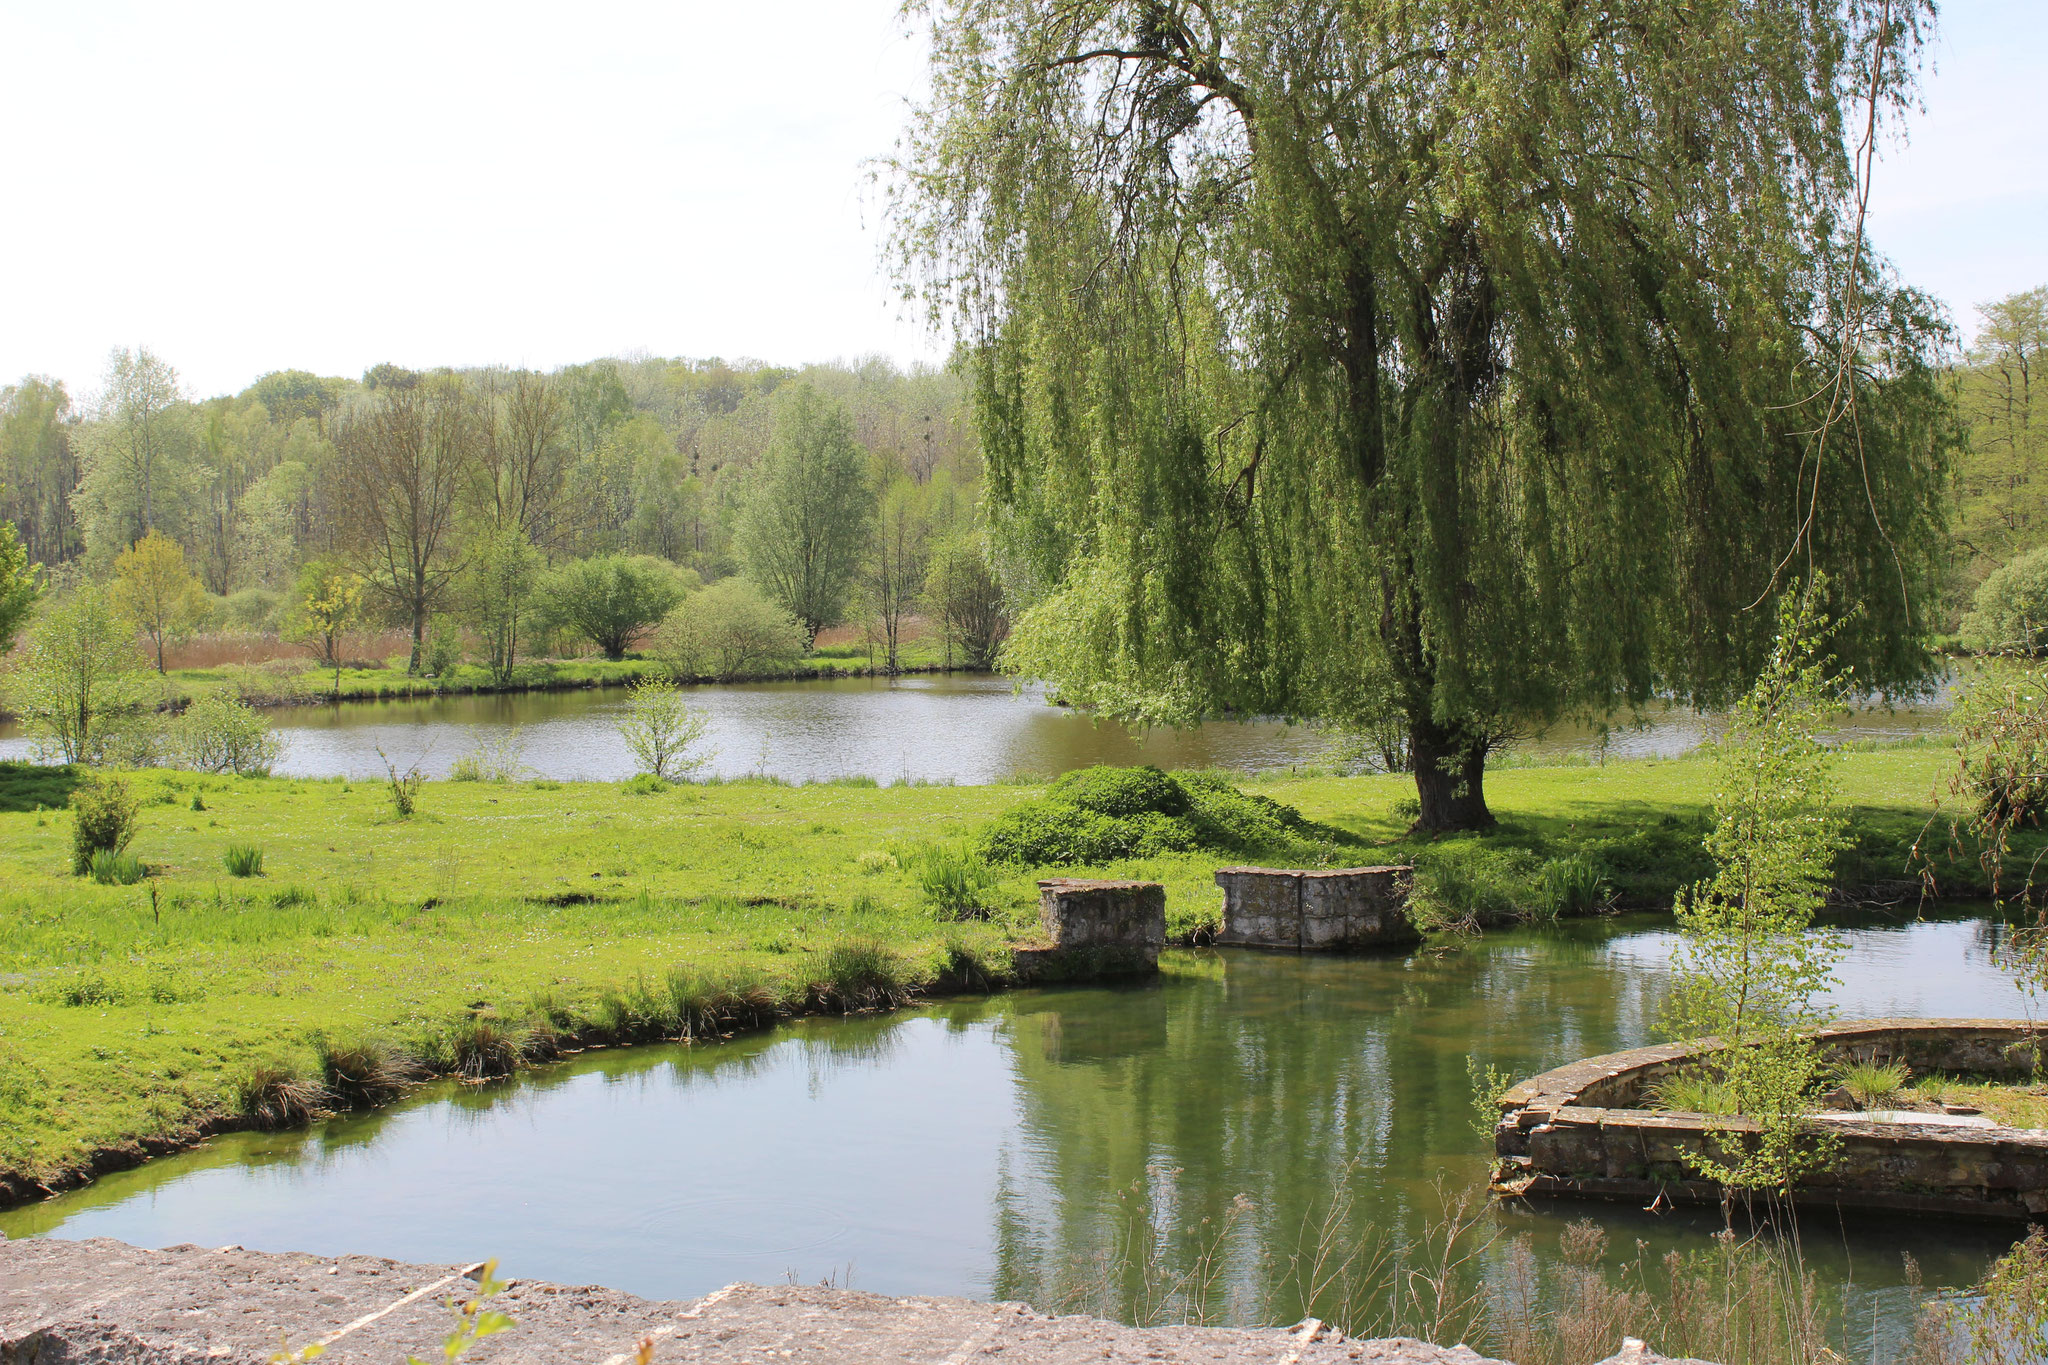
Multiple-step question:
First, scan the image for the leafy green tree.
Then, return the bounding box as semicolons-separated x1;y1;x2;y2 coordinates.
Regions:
286;560;366;698
863;474;933;671
925;531;1008;670
3;586;153;764
1661;588;1848;1194
333;378;471;675
540;554;689;660
71;347;199;563
894;0;1952;828
1952;286;2048;605
654;577;807;680
463;529;543;685
0;377;79;567
0;521;38;655
110;529;206;673
735;383;874;642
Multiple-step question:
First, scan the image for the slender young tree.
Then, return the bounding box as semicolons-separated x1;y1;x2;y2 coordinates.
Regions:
864;474;934;671
110;529;205;673
894;0;1954;828
735;383;876;642
332;374;472;675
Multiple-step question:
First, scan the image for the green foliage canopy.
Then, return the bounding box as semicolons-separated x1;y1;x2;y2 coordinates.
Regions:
540;553;690;660
735;383;875;641
895;0;1954;827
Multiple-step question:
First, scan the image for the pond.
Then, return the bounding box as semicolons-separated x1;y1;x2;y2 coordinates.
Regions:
0;674;1957;783
2;912;2026;1361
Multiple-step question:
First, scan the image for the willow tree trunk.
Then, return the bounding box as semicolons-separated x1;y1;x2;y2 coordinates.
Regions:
1408;714;1495;831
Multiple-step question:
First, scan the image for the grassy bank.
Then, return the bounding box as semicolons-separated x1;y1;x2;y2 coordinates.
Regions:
148;635;972;711
0;744;2014;1205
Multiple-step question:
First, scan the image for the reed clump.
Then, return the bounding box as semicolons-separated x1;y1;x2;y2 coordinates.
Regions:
222;843;265;877
313;1030;413;1107
812;938;913;1013
446;1011;533;1080
230;1058;327;1129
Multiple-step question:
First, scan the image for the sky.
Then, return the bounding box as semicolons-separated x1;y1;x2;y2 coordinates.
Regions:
0;1;2041;404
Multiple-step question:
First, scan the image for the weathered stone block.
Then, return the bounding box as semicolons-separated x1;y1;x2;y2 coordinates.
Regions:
1214;865;1416;951
1036;878;1166;958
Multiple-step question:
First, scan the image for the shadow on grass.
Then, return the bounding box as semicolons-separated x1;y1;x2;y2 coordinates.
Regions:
0;761;79;813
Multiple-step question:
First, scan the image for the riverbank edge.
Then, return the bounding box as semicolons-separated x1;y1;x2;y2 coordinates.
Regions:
0;873;1961;1216
0;660;998;725
0;942;1154;1214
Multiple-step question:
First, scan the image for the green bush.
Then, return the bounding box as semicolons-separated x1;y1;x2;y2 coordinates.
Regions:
223;843;265;877
89;848;147;886
175;694;284;775
979;765;1340;867
1048;764;1188;817
621;772;670;795
70;774;139;875
1963;546;2048;654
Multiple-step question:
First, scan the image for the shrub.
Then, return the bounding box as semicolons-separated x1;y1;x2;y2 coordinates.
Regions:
175;693;285;775
1963;547;2048;654
617;680;714;781
230;1058;327;1129
222;843;265;877
70;773;139;875
89;848;146;885
1048;764;1188;817
978;766;1339;867
653;578;808;680
621;772;669;795
377;747;424;818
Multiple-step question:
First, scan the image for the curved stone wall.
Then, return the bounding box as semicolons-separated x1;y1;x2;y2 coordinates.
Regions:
1493;1018;2048;1221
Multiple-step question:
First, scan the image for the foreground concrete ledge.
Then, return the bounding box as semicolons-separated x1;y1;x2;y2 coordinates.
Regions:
0;1236;1554;1365
1493;1019;2048;1220
1214;866;1417;952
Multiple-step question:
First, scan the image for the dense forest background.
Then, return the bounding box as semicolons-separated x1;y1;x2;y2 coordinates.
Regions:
0;348;1003;678
0;282;2041;684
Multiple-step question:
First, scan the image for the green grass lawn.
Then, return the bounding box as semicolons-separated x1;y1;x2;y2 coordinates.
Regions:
0;744;2010;1203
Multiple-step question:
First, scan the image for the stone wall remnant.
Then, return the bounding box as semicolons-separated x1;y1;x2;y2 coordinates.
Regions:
1493;1018;2048;1220
1016;878;1167;979
1213;865;1417;951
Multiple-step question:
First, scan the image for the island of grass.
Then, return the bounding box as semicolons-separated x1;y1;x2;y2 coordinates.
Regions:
0;742;2025;1209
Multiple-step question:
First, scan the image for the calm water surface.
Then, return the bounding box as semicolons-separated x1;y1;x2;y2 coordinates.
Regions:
3;913;2026;1357
0;674;1957;781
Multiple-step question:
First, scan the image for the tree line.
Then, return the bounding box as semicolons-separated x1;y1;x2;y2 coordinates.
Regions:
0;350;1011;680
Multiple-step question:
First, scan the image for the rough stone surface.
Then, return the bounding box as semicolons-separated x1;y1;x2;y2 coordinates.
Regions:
1494;1018;2048;1219
1214;867;1417;952
1035;879;1166;956
0;1236;1537;1365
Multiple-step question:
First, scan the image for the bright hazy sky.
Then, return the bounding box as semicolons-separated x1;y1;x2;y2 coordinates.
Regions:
1;1;2042;402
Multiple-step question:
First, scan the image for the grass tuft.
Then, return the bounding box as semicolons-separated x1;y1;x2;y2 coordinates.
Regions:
313;1030;413;1106
1838;1058;1909;1109
447;1011;532;1080
814;938;913;1013
230;1058;327;1129
89;849;147;886
222;843;265;877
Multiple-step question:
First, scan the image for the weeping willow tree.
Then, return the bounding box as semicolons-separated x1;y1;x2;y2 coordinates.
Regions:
891;0;1954;829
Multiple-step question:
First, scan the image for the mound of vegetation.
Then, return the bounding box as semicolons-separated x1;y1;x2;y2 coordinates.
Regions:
978;765;1348;866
